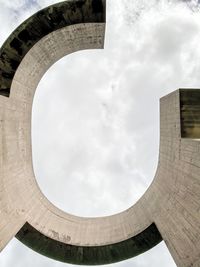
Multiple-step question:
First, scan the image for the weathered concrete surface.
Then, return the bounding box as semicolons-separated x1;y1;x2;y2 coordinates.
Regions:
0;0;105;97
16;223;162;265
0;0;200;266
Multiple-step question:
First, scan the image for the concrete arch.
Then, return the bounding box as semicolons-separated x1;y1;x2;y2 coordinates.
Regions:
0;1;200;266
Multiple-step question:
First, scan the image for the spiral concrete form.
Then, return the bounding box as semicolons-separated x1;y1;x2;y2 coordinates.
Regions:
0;0;200;266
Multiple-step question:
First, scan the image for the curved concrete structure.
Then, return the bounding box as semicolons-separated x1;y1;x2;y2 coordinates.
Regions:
0;1;200;266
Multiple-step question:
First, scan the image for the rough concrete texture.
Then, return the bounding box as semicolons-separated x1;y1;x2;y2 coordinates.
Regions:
0;0;105;97
0;0;200;266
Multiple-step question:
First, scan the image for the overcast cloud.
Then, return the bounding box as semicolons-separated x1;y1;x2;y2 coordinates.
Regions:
1;0;200;266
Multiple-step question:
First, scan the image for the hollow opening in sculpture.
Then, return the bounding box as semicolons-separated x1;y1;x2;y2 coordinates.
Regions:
32;49;159;218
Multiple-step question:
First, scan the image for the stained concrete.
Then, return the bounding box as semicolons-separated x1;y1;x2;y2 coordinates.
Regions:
16;223;162;265
0;1;200;266
180;89;200;138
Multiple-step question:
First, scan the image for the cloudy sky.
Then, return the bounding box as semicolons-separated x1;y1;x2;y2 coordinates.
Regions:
1;0;200;266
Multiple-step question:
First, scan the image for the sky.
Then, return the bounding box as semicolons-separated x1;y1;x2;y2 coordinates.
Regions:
1;0;200;266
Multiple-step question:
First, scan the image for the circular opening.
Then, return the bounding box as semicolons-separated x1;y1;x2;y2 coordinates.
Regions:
32;0;200;217
32;50;159;217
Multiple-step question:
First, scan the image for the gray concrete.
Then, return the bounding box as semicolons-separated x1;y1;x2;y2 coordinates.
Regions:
0;0;200;266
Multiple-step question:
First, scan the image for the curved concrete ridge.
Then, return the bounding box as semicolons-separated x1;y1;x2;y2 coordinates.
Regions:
16;223;162;265
0;0;105;97
5;1;157;250
0;1;200;266
0;0;163;263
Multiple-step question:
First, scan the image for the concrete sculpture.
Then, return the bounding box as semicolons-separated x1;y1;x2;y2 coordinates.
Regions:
0;0;200;266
